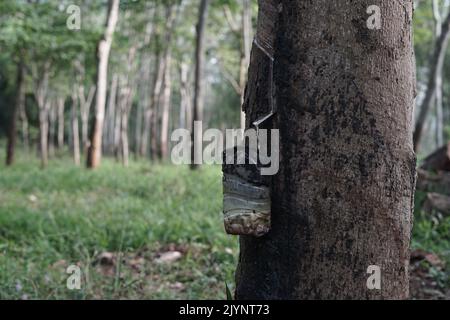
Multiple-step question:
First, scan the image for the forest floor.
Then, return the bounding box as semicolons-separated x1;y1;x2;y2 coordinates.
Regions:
0;150;448;299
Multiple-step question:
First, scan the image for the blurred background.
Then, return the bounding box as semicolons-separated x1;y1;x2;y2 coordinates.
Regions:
0;0;449;299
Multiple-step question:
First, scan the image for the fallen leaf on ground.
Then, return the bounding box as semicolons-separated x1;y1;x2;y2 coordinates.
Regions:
155;251;182;264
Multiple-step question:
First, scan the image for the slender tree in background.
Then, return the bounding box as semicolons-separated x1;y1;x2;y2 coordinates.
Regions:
179;62;192;130
71;86;81;165
48;98;56;157
118;44;138;166
33;61;52;168
87;0;120;168
104;73;118;155
134;14;154;157
18;94;29;154
433;0;444;147
236;0;416;299
5;58;25;166
413;9;450;151
140;4;177;159
221;0;253;129
57;96;65;151
239;0;252;129
191;0;209;170
160;50;173;160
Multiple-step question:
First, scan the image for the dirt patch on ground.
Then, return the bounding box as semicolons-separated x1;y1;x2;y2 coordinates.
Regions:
410;249;449;300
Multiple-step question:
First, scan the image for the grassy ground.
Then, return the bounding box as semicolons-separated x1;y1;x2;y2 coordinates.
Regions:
0;151;238;299
0;150;448;299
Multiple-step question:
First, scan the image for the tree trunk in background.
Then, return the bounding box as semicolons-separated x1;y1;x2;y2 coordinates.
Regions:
71;89;81;165
79;85;96;154
239;0;252;129
191;0;209;170
134;15;154;157
119;86;132;166
6;60;25;166
105;73;118;155
113;87;122;158
135;57;149;156
149;63;164;161
179;62;191;129
87;0;119;168
141;46;164;158
413;11;450;152
34;63;51;168
57;97;65;151
433;0;444;147
140;82;153;157
19;97;29;154
118;44;137;166
48;100;56;157
160;51;172;160
38;100;50;168
236;0;416;299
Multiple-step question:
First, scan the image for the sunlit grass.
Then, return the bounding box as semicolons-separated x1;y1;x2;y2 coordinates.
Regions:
0;149;238;299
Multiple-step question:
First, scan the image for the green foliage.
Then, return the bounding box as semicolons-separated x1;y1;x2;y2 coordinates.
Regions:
413;191;450;289
0;150;238;299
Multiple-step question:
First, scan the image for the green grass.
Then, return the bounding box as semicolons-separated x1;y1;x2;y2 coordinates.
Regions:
0;150;448;299
413;191;450;268
0;151;238;299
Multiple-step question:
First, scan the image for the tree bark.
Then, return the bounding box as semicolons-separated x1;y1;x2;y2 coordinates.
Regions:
48;99;56;157
57;97;65;151
33;62;51;168
19;95;29;154
38;100;50;168
105;73;118;155
236;0;416;300
71;88;81;165
239;0;252;129
433;0;444;147
413;10;450;152
135;57;149;156
141;5;177;159
118;44;137;166
87;0;119;168
79;85;96;154
179;62;192;130
6;60;25;166
160;51;172;160
191;0;209;169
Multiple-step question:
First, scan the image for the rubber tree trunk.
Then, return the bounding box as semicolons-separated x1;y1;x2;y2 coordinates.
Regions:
105;73;118;155
57;97;65;151
239;0;252;129
433;0;444;147
34;64;51;169
48;99;56;157
160;51;172;160
79;85;96;154
413;10;450;152
236;0;416;300
6;60;25;166
179;62;191;130
190;0;209;170
38;100;50;168
19;97;29;154
87;0;119;168
71;89;81;165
